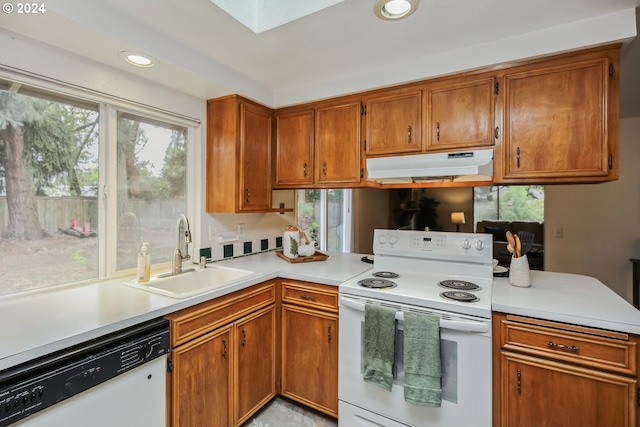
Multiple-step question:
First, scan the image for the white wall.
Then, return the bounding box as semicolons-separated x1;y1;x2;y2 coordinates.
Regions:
545;117;640;302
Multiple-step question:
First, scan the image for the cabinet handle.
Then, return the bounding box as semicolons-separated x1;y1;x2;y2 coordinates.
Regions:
516;147;521;168
517;368;521;394
242;329;247;347
407;125;412;143
246;188;250;202
494;126;500;140
327;324;332;342
548;341;579;353
436;122;440;141
322;162;327;176
303;162;307;177
301;293;316;302
222;339;227;359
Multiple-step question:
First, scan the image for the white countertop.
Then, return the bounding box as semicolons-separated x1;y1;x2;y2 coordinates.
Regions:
0;250;372;371
2;252;640;372
492;270;640;335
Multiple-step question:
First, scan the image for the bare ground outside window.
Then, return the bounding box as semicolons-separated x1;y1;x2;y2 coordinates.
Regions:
0;226;176;296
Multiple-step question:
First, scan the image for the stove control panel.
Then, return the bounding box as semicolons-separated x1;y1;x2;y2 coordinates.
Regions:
373;229;492;264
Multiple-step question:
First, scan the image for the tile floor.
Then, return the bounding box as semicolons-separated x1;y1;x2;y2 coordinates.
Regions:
241;397;338;427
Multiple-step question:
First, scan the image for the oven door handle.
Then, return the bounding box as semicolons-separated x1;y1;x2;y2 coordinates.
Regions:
339;296;489;333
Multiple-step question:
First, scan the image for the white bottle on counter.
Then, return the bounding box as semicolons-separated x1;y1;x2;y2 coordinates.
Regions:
137;242;151;283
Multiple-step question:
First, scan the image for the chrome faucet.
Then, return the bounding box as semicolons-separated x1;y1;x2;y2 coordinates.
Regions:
172;214;192;275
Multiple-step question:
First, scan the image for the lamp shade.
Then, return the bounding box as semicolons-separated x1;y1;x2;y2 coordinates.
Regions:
451;212;466;224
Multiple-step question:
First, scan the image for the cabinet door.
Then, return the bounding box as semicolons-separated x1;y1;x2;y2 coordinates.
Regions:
425;77;495;151
499;52;617;182
315;101;362;185
500;352;636;427
365;90;422;156
274;109;314;187
170;326;233;427
235;305;276;426
281;304;338;417
239;102;272;211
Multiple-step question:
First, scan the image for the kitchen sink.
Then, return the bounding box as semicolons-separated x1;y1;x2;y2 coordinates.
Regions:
123;265;261;298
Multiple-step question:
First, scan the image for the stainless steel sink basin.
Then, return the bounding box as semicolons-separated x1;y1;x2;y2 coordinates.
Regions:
123;265;261;298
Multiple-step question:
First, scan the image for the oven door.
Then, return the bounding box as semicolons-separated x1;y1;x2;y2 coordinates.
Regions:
338;295;491;427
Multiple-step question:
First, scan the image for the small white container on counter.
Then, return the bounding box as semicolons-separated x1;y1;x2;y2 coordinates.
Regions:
509;254;531;287
283;229;300;259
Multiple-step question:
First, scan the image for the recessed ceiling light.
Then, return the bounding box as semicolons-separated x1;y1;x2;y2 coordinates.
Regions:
119;51;155;68
374;0;418;20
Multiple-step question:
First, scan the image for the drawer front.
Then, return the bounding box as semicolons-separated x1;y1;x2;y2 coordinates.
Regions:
281;280;338;312
501;320;637;375
167;281;275;348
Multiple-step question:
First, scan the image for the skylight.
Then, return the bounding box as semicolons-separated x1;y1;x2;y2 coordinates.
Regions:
210;0;345;34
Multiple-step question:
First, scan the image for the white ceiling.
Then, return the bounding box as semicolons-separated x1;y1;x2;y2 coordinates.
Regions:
1;0;640;116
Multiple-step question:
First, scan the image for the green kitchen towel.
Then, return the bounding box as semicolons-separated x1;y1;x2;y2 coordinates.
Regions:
363;303;397;391
403;311;442;407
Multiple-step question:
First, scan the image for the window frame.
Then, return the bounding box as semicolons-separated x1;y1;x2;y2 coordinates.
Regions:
0;68;201;291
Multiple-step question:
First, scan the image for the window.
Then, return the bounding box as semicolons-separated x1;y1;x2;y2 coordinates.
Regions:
296;189;352;252
115;112;187;270
0;76;193;296
473;186;544;224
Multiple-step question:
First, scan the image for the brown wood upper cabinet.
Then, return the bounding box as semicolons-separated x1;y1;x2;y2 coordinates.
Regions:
423;76;496;152
207;95;273;212
274;99;363;188
494;46;620;184
274;109;315;187
364;88;422;156
316;100;363;186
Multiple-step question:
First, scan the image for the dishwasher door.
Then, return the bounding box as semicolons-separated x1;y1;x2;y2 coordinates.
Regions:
13;356;166;427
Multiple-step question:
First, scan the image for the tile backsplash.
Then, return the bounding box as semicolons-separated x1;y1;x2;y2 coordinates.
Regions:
203;211;292;262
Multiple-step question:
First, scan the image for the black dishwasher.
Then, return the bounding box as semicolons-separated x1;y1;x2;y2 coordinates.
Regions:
0;317;169;427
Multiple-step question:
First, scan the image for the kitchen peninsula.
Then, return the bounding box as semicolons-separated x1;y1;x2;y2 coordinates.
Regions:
1;250;639;427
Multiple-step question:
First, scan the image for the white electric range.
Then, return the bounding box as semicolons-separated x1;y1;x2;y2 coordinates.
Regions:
338;229;493;427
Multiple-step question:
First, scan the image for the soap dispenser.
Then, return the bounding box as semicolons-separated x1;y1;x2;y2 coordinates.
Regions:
137;242;151;283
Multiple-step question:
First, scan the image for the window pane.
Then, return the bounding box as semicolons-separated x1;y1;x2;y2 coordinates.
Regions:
116;113;187;270
474;185;545;225
327;189;346;252
296;189;350;252
0;86;100;295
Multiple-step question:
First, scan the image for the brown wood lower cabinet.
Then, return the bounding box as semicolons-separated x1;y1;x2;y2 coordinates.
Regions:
493;312;638;427
280;279;339;417
166;281;276;427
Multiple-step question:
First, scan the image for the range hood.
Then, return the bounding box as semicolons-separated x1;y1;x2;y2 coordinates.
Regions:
366;149;493;184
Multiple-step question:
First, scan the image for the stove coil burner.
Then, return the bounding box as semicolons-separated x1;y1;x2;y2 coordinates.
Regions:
439;280;480;291
440;291;480;303
358;278;397;289
372;271;400;279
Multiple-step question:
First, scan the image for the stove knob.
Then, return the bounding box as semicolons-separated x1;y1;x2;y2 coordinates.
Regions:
474;240;485;251
389;235;397;245
461;239;471;250
378;235;387;244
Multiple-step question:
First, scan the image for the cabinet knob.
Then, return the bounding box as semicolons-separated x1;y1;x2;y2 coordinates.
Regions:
407;125;412;143
246;188;250;202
